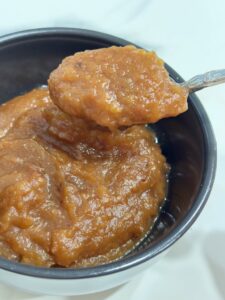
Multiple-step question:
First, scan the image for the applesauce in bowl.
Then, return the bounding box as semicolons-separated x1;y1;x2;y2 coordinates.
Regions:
0;28;216;296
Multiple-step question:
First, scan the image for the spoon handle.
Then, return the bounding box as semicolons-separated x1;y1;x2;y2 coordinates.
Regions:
181;69;225;93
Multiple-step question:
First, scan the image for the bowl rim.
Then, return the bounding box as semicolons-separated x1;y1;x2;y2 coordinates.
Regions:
0;27;217;279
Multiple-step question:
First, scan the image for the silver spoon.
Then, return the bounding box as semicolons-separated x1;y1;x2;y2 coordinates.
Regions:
181;69;225;93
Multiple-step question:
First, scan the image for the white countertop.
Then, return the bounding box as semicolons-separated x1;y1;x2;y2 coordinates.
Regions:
0;0;225;299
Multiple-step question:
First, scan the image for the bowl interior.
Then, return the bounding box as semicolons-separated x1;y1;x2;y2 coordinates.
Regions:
0;29;215;277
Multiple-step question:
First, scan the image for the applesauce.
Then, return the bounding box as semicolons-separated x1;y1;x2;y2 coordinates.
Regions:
49;45;188;130
0;88;168;267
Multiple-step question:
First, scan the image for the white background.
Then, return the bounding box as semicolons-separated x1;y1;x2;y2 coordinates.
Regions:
0;0;225;299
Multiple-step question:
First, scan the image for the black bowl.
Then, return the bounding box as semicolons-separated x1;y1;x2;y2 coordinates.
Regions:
0;28;216;280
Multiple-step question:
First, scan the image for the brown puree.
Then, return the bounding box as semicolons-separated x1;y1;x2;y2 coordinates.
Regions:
49;45;188;130
0;88;168;267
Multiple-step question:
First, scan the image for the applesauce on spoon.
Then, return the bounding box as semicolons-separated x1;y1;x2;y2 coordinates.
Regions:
48;45;188;130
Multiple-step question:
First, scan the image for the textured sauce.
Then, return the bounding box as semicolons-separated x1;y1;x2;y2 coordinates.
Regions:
0;88;168;267
49;45;188;130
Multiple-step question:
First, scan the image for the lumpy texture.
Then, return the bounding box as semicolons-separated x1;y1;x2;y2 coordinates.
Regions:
49;45;188;130
0;88;168;267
